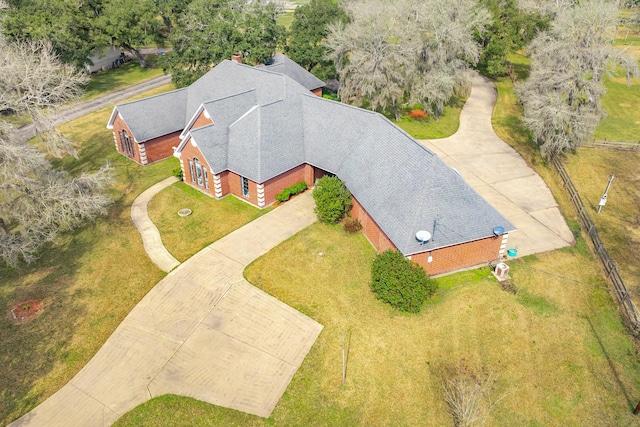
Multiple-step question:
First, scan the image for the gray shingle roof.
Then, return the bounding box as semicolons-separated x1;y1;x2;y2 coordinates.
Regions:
259;54;325;91
111;88;187;142
115;56;514;256
300;95;514;255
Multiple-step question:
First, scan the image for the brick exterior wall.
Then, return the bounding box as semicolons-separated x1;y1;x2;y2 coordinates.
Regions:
227;171;258;205
180;138;214;195
111;113;142;164
144;131;182;164
112;112;182;165
350;197;397;252
261;165;311;207
410;237;502;276
350;194;502;276
312;88;323;97
187;110;213;132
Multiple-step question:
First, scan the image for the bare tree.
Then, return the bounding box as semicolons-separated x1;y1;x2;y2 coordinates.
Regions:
0;37;90;157
406;0;491;118
325;0;490;120
516;0;638;158
0;35;112;267
325;1;412;120
442;363;506;427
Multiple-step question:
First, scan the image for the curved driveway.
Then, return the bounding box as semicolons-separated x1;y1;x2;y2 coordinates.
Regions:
11;192;322;427
420;72;574;256
11;70;573;427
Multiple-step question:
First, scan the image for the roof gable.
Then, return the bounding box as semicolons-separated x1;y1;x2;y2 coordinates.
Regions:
260;54;325;91
108;88;187;142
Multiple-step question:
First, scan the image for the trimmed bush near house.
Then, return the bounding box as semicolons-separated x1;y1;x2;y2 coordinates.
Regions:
370;249;436;313
172;167;183;181
312;176;352;223
275;181;308;203
343;216;362;234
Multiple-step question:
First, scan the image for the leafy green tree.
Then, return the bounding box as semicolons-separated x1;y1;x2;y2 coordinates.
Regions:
154;0;191;33
370;250;436;313
163;0;285;87
285;0;348;81
477;0;549;77
2;0;100;68
98;0;163;68
312;175;352;223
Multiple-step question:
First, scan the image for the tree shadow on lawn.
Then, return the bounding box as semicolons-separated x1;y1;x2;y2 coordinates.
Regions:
0;195;140;425
585;316;635;412
0;229;92;424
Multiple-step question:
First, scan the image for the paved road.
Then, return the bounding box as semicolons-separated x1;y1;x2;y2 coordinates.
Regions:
420;72;574;257
130;176;181;272
10;192;322;427
17;74;172;141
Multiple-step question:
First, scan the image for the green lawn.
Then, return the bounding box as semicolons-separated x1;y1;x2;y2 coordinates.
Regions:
0;84;176;425
393;94;467;140
593;74;640;142
115;223;640;426
148;182;269;262
83;57;165;101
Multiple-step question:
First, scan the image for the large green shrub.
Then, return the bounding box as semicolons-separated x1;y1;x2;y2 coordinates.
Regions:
312;175;352;223
370;250;436;313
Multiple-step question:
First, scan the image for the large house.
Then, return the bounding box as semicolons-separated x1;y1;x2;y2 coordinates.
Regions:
107;55;515;276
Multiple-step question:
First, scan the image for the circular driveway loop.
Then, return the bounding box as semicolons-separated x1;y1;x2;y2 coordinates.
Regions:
420;72;574;256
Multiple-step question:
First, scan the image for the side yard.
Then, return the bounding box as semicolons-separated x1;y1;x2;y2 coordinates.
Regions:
0;92;171;423
116;223;640;426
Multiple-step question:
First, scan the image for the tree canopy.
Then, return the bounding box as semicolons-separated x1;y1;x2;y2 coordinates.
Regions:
0;35;111;266
516;0;638;157
163;0;285;87
2;0;99;68
285;0;348;81
325;0;491;120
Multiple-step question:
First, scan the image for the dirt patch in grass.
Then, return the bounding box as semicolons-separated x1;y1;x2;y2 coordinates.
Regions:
0;86;177;425
6;299;49;324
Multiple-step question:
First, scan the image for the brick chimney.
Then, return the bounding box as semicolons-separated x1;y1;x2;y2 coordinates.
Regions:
231;52;242;64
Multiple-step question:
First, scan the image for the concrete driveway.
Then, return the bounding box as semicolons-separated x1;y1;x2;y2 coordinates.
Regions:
10;192;322;426
420;72;574;257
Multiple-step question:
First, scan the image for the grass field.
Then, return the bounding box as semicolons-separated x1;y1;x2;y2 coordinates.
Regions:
0;85;180;425
563;149;640;309
148;182;269;262
83;57;165;101
115;223;640;426
393;96;465;140
594;74;640;142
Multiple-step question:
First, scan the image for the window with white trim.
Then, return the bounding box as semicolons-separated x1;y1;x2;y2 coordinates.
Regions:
203;167;209;190
241;176;249;197
188;160;195;183
119;130;135;157
194;158;203;186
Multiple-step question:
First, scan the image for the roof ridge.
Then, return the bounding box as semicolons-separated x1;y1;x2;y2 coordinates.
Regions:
202;88;257;107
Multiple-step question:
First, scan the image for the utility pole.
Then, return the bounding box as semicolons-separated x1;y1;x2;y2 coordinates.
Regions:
597;174;615;214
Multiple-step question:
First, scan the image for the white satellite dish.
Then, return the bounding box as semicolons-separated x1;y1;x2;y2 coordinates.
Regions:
415;230;431;244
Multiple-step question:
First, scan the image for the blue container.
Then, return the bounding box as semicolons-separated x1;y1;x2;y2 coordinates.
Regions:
507;248;518;257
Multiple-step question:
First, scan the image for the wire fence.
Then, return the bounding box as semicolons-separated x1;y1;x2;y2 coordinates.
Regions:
550;156;640;334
